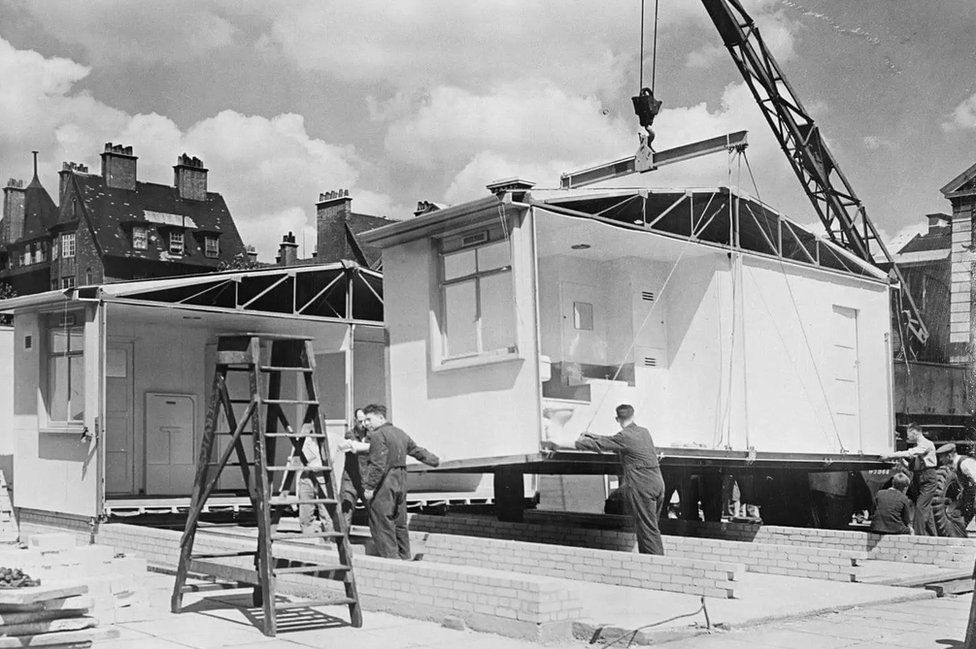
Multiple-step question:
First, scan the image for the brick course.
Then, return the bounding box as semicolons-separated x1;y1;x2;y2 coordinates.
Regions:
423;533;740;598
96;523;581;642
410;514;862;582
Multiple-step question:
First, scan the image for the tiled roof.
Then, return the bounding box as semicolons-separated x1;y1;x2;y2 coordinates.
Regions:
897;226;950;254
19;175;58;241
68;173;246;262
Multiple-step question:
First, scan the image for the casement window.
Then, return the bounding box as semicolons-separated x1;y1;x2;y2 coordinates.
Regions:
61;277;75;289
169;231;184;255
204;236;219;258
46;319;84;423
438;227;516;360
132;226;147;250
61;233;76;258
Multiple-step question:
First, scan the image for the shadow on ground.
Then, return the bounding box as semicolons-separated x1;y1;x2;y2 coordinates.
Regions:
182;592;351;633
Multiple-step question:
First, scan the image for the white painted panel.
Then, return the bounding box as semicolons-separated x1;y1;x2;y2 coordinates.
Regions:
105;341;133;494
145;393;195;495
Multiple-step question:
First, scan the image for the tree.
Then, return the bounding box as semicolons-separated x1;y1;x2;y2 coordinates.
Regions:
0;282;15;326
216;248;264;272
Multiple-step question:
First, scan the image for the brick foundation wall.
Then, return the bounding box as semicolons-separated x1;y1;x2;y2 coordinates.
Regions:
527;511;976;569
97;523;581;642
423;533;740;598
411;514;861;582
17;508;94;546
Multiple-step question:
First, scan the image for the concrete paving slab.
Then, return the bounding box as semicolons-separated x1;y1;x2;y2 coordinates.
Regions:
571;571;935;638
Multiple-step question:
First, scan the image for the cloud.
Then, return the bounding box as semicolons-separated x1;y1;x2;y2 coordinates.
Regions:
943;92;976;131
14;0;236;64
0;36;392;261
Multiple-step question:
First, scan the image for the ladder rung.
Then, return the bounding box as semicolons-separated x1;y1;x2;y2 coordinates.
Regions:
188;560;258;585
264;399;319;406
264;432;328;438
273;563;349;575
269;497;338;506
260;366;314;373
275;597;357;609
215;431;254;435
207;462;252;467
192;551;257;559
272;530;346;540
265;465;331;472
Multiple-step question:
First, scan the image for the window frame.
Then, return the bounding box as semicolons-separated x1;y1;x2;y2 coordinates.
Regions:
204;235;219;258
169;231;184;255
132;225;148;250
61;232;76;259
43;316;85;427
436;225;519;366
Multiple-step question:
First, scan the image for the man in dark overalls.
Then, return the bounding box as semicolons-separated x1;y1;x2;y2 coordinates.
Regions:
337;408;370;529
362;404;439;559
575;404;666;555
882;422;937;536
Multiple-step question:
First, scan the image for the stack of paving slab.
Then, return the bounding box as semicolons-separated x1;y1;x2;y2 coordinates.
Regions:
0;582;118;648
0;532;152;625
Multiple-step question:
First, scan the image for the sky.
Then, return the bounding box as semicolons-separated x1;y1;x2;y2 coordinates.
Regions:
1;0;974;261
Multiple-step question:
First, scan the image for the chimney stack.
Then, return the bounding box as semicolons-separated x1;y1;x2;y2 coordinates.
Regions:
277;232;299;266
100;142;137;190
316;189;352;262
1;178;26;245
414;200;442;217
927;212;950;233
486;177;535;202
59;161;90;200
245;245;258;265
174;153;208;201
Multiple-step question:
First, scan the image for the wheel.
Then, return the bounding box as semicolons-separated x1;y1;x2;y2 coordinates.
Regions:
932;466;975;538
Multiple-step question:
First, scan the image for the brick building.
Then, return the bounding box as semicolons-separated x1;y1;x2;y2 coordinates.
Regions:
273;189;397;268
0;145;247;295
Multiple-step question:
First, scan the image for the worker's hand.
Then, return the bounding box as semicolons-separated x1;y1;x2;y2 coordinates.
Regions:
300;422;315;436
336;439;353;453
364;489;374;501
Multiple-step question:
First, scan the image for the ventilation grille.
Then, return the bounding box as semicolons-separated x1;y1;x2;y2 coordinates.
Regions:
460;231;489;247
641;291;655;302
643;356;658;367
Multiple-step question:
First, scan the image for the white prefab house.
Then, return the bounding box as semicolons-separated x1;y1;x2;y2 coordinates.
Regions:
362;185;896;523
0;263;387;527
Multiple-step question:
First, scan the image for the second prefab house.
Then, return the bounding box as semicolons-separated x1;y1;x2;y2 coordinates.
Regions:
361;181;895;525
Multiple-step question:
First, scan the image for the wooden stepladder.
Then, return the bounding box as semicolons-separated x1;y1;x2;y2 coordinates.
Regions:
170;333;362;636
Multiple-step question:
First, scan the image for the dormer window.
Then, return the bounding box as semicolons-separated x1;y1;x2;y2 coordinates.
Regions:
204;235;219;258
169;231;184;255
132;225;147;250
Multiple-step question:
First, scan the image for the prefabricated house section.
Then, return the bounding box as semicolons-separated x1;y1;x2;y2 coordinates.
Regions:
361;187;896;482
0;263;388;522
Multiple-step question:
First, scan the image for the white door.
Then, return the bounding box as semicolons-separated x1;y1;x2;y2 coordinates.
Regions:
105;342;133;494
831;306;861;450
145;393;196;495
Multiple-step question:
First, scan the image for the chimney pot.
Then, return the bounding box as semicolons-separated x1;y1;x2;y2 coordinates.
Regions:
174;152;208;201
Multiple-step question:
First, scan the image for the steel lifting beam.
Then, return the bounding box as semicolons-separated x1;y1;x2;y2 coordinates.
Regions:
560;130;748;189
700;0;928;345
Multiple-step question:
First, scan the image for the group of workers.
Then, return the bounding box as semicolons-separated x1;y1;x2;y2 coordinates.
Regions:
295;404;439;560
873;421;976;537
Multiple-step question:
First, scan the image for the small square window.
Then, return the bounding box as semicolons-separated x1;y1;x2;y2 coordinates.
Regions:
169;231;184;255
573;301;594;331
132;226;147;250
61;277;75;289
204;236;219;258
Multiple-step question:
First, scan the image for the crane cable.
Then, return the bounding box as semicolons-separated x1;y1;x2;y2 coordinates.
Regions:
639;0;661;93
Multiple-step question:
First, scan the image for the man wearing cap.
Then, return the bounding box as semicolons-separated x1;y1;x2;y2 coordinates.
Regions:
935;443;976;537
881;422;938;536
574;404;666;555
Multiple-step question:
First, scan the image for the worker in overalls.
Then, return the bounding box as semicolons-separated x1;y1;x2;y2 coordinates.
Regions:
337;408;371;529
575;404;666;555
882;422;938;536
936;443;976;537
362;404;440;559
